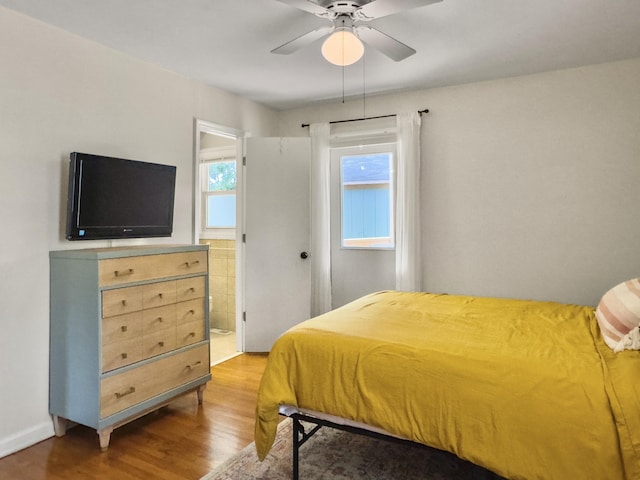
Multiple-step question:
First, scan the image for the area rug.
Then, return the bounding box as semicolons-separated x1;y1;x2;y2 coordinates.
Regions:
201;419;505;480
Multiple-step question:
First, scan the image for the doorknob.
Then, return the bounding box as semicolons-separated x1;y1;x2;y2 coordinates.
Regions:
300;252;309;259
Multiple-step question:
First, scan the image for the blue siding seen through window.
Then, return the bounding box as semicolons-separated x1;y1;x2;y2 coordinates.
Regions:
343;185;390;238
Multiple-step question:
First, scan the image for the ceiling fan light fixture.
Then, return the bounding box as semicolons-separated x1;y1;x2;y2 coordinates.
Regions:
321;29;364;66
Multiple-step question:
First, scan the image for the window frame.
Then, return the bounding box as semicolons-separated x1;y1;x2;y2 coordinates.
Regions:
334;143;396;251
199;145;237;239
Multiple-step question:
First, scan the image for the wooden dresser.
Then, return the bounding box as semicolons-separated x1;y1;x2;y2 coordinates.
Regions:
49;244;211;449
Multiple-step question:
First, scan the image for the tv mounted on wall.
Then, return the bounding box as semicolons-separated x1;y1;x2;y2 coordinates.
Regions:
65;152;176;241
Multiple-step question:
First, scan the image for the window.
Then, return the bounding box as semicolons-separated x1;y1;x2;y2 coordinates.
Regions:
340;148;394;249
203;160;236;228
195;122;240;241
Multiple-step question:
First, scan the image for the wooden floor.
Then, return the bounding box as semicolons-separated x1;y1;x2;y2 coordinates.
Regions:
0;353;269;480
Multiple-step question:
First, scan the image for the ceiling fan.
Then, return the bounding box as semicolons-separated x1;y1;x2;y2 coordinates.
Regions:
271;0;443;64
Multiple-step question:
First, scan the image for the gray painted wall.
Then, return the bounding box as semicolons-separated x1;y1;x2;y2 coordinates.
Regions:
278;57;640;307
0;5;277;457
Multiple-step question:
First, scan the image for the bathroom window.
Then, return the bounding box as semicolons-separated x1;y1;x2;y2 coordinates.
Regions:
203;160;236;229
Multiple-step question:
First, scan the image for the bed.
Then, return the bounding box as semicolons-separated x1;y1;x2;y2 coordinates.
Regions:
255;290;640;479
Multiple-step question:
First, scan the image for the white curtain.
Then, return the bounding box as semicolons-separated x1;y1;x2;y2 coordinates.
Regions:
310;122;332;315
395;111;422;292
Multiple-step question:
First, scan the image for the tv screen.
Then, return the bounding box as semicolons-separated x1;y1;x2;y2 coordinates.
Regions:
66;152;176;240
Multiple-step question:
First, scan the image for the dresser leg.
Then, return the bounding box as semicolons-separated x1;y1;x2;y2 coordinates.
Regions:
98;427;114;451
197;384;206;405
52;415;67;437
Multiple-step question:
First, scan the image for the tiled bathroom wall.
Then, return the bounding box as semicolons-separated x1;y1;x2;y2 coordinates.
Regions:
200;239;236;332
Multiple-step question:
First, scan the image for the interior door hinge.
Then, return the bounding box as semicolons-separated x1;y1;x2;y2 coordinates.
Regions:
243;311;246;322
242;233;246;243
243;156;246;166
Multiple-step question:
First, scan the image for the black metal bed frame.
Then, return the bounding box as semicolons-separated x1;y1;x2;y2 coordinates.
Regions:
289;412;421;480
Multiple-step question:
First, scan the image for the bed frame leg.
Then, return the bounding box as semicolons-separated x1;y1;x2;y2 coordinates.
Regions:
292;416;301;480
290;414;322;479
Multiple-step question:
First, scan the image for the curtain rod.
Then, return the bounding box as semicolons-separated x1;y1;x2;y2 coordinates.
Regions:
301;109;429;128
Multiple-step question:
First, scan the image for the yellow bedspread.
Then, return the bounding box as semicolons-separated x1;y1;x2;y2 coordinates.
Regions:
255;291;640;479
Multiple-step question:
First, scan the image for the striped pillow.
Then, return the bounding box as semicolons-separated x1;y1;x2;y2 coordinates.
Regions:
595;278;640;352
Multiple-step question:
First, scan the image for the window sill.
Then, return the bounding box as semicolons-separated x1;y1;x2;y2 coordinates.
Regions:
200;229;236;240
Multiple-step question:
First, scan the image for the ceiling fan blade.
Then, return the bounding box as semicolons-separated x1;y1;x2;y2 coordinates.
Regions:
355;25;416;61
271;25;335;55
274;0;331;17
356;0;442;20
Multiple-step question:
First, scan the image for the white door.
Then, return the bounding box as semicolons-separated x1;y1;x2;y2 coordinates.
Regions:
243;137;311;352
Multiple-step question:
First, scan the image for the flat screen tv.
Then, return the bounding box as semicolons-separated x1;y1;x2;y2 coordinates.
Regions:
66;152;176;240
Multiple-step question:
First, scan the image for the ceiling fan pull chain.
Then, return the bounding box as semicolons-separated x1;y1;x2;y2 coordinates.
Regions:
362;51;366;118
342;63;345;104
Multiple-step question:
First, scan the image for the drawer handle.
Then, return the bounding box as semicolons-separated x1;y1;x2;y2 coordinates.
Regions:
187;361;202;369
115;386;135;399
184;260;200;268
121;326;128;332
156;316;163;323
189;287;196;293
188;332;196;338
158;293;163;298
158;341;165;347
121;300;127;306
121;352;128;359
188;309;195;315
114;268;134;277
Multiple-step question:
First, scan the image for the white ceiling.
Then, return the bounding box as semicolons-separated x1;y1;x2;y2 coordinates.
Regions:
2;0;640;110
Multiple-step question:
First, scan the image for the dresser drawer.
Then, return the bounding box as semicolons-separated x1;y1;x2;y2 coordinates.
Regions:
99;251;207;287
102;339;143;373
177;320;206;348
100;344;209;418
177;298;204;326
142;304;177;334
102;285;144;318
142;280;177;309
176;276;205;302
143;328;177;359
102;312;143;345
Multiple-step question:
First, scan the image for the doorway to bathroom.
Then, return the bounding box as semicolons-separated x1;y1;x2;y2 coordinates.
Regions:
194;119;242;365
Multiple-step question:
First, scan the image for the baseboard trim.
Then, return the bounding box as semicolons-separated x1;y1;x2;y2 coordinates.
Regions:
0;421;54;459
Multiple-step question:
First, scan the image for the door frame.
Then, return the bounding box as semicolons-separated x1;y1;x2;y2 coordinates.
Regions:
193;119;245;353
